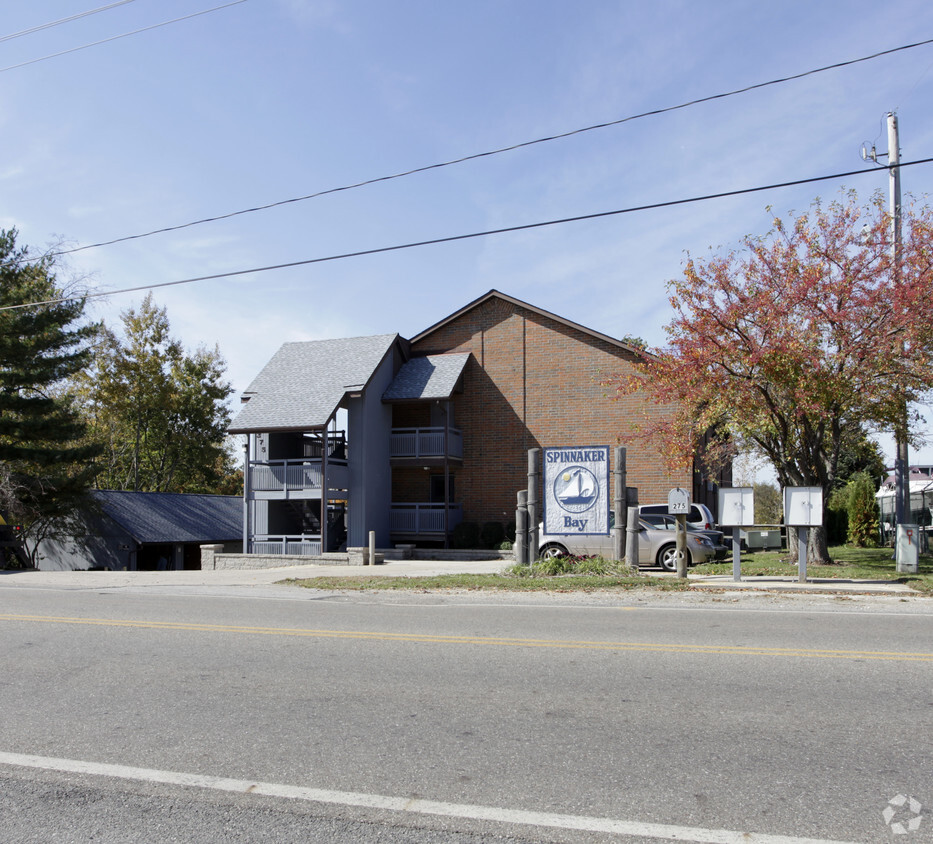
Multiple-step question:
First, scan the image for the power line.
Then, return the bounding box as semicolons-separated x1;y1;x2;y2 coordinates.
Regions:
50;34;933;259
0;0;248;74
6;156;932;312
0;1;137;43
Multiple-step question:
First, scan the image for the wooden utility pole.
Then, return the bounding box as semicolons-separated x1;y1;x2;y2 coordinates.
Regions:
675;514;688;579
527;449;540;561
613;447;625;561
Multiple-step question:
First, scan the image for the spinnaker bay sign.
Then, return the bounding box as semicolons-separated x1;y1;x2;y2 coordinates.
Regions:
543;446;610;535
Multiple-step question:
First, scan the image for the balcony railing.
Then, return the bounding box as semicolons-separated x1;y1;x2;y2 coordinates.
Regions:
250;460;323;492
303;433;347;460
390;502;463;534
390;427;463;460
251;535;322;556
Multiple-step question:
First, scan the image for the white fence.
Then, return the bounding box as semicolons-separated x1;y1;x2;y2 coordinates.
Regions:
252;536;322;555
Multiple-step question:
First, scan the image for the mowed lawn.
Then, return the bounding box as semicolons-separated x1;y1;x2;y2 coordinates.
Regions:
692;544;933;593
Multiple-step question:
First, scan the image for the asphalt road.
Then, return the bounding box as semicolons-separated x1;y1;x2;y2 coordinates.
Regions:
1;584;931;843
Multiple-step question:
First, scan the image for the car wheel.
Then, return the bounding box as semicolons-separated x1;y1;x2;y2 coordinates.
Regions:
657;544;692;571
539;543;569;559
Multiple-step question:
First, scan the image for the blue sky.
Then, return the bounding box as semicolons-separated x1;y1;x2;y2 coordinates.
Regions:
4;0;933;478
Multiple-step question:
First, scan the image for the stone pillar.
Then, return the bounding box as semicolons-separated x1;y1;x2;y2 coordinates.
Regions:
200;544;224;570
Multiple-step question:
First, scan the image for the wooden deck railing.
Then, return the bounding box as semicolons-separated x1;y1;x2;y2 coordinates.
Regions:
390;427;463;459
390;503;463;534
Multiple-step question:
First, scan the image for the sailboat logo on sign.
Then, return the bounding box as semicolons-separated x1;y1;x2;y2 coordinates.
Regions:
553;466;599;514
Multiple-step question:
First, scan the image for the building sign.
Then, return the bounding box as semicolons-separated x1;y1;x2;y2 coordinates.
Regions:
543;446;609;535
667;487;690;515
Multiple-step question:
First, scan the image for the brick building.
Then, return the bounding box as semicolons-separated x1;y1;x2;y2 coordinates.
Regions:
229;290;728;553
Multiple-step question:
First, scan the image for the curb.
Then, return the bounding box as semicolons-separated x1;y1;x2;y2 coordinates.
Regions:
683;576;920;596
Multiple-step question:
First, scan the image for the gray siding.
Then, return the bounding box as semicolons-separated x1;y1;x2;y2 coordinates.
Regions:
347;351;395;546
36;511;135;571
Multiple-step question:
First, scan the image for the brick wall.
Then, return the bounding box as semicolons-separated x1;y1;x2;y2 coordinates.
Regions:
410;296;692;525
392;466;432;502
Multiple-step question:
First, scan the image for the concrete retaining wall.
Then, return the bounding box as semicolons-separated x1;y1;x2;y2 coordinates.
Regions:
201;544;514;570
408;549;514;562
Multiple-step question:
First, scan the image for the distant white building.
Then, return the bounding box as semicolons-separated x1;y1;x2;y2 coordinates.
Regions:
876;467;933;540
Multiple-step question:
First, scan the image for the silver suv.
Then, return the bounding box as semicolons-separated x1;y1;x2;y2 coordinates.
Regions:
639;502;715;530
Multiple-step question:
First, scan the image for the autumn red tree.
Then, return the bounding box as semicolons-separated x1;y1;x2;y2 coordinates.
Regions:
615;192;933;562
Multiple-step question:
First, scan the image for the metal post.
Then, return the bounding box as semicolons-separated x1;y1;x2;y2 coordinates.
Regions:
613;447;625;562
516;490;528;565
242;435;251;554
527;448;540;562
732;529;741;582
443;401;450;550
798;526;808;583
321;427;328;556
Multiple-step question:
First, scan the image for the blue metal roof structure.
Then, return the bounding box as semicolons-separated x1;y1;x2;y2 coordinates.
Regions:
93;491;242;544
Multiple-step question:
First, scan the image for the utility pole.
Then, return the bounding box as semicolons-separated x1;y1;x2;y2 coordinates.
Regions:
862;111;910;552
887;113;909;543
862;113;908;563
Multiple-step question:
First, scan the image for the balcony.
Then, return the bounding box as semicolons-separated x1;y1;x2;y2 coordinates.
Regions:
248;459;349;499
390;502;463;536
390;427;463;464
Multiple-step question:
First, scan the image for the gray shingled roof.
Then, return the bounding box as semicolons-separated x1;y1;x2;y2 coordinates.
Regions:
382;353;470;401
93;491;242;544
229;334;399;433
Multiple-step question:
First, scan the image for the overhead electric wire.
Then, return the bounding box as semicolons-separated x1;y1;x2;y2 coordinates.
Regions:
48;33;933;259
0;0;137;43
5;156;932;312
0;0;248;74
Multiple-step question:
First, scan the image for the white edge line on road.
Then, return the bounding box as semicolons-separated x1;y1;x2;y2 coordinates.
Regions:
0;750;856;844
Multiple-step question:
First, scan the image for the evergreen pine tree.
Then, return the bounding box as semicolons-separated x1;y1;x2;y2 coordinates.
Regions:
0;229;100;529
846;472;880;548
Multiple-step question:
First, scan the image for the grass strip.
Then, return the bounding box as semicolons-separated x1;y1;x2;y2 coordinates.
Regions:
692;545;933;592
283;545;933;594
284;573;689;592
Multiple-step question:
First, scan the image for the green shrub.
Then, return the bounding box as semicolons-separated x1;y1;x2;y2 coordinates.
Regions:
846;472;880;547
451;521;480;549
480;521;505;549
826;507;848;545
506;554;636;578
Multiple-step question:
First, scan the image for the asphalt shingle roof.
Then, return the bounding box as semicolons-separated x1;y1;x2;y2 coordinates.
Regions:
228;334;399;433
382;353;469;401
93;491;242;544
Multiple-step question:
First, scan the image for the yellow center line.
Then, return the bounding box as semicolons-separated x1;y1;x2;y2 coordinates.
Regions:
1;613;931;661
